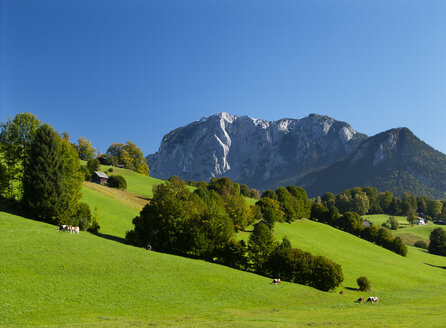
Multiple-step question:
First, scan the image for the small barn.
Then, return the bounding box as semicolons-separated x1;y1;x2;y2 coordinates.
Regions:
363;220;372;227
93;171;109;185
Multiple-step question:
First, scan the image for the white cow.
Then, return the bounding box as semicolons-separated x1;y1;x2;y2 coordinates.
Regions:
271;278;281;285
57;225;67;232
366;296;379;303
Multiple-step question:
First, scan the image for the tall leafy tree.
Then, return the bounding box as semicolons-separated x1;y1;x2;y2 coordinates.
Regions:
77;137;97;161
106;141;149;175
59;136;83;220
23;124;65;221
0;113;41;199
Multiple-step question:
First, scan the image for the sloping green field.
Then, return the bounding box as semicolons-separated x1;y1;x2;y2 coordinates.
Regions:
3;172;446;327
2;211;446;327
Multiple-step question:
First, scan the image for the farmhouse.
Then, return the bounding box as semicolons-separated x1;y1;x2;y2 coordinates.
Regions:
93;171;109;185
417;217;426;225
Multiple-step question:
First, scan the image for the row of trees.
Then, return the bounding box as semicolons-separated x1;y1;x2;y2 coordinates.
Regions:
126;176;344;291
187;180;261;200
311;203;408;256
0;113;99;232
320;187;446;221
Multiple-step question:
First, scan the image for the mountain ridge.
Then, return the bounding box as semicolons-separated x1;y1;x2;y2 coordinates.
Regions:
146;112;367;189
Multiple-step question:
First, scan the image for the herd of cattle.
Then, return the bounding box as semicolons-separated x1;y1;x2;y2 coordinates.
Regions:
271;279;379;304
57;225;79;234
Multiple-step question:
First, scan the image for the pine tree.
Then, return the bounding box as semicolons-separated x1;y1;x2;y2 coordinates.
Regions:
23;124;65;222
247;221;277;273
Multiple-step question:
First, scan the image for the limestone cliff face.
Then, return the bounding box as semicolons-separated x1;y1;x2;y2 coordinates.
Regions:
146;112;367;189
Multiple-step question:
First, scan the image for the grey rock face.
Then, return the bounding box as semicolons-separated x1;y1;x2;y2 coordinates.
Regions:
146;112;367;189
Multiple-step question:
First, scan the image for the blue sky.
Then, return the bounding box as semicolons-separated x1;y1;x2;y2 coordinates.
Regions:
2;0;446;155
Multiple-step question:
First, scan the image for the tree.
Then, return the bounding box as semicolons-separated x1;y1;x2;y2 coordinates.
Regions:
388;216;399;230
427;200;442;219
0;112;41;199
338;212;363;234
286;186;311;219
59;135;83;220
0;161;8;197
122;141;149;175
23;124;65;222
247;222;277;273
261;190;278;200
357;276;371;291
428;228;446;256
87;158;100;175
407;212;417;227
88;206;100;234
77;137;96;161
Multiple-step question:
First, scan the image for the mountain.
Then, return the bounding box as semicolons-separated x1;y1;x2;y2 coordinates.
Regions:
296;127;446;198
147;112;367;190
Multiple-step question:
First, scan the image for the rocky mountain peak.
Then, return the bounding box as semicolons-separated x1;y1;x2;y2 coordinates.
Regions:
146;113;367;189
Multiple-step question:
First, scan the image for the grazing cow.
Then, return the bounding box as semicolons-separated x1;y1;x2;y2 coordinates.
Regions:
57;225;67;232
271;278;281;285
366;296;379;303
355;297;364;303
66;225;79;234
339;290;344;295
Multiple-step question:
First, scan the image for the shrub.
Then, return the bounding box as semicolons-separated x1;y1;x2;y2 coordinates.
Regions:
108;167;114;173
414;240;428;249
107;175;127;190
357;276;372;291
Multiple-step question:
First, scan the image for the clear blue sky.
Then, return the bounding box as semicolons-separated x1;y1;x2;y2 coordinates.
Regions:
2;0;446;155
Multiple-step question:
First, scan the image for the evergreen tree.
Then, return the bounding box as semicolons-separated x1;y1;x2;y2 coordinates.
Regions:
247;221;277;273
23;124;65;222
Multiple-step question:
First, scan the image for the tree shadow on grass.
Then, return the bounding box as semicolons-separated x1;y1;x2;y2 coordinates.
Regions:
97;233;128;245
424;263;446;270
345;287;359;291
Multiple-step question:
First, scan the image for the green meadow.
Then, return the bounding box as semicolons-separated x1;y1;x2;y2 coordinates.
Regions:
363;214;446;245
2;171;446;327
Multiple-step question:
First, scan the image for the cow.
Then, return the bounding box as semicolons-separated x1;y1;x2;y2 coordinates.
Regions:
339;290;344;295
366;296;379;303
57;225;67;232
66;225;79;234
355;297;364;303
271;278;281;285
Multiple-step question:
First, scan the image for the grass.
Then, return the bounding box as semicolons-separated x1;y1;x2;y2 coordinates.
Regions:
2;211;446;327
81;183;139;239
363;214;446;246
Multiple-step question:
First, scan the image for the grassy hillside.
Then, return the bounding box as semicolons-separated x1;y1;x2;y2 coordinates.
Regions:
2;211;446;327
363;214;446;245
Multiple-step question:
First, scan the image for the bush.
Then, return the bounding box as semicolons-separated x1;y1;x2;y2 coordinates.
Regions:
107;175;127;190
414;240;428;249
108;167;114;173
357;276;372;291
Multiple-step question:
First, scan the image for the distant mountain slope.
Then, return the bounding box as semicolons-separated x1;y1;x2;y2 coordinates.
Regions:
296;128;446;198
147;112;367;190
